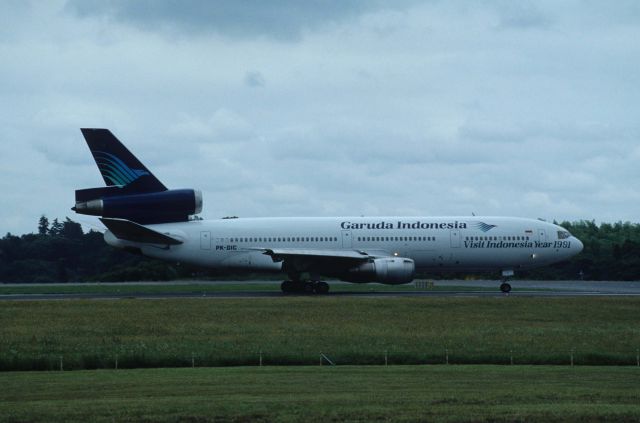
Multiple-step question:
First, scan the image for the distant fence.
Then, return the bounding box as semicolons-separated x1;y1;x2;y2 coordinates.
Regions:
2;348;640;371
414;280;435;290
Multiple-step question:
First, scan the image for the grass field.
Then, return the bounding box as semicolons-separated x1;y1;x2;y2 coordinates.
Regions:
1;365;640;422
1;297;639;370
0;281;494;295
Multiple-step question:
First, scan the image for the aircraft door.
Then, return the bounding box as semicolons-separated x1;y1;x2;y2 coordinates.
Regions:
341;230;352;248
450;229;461;248
538;229;547;242
200;231;211;250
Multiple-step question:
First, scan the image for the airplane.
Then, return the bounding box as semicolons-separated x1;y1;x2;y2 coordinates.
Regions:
73;128;584;294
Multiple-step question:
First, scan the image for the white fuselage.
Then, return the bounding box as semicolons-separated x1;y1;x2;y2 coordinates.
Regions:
104;216;583;281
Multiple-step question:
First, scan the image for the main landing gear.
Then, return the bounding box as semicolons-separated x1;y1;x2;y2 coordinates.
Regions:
280;280;330;295
500;282;512;293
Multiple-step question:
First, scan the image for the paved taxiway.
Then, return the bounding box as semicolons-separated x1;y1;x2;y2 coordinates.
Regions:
1;280;640;301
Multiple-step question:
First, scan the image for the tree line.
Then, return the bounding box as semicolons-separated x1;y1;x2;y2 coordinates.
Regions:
0;216;638;283
0;216;213;283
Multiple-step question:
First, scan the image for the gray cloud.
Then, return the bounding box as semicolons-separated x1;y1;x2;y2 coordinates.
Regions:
495;3;552;30
64;0;400;41
244;71;265;88
1;1;639;235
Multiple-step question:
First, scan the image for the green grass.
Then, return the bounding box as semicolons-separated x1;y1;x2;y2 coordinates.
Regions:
1;365;640;422
0;281;494;295
1;297;639;370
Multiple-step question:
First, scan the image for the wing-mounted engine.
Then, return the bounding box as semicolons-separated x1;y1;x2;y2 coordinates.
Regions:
73;188;202;225
342;257;415;285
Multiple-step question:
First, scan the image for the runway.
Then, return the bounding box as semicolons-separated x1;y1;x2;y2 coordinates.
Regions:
1;280;640;300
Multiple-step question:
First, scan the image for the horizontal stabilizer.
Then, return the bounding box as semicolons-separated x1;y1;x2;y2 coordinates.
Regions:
100;218;183;245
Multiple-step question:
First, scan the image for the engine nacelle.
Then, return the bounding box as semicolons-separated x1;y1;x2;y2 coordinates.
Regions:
342;257;415;285
73;189;202;224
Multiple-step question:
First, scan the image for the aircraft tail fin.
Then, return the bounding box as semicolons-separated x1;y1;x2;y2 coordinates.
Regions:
80;128;166;193
75;129;201;225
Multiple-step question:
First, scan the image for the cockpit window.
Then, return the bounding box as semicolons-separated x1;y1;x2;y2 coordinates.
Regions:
557;231;571;240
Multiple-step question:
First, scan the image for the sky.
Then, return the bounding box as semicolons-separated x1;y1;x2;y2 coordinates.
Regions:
1;0;639;235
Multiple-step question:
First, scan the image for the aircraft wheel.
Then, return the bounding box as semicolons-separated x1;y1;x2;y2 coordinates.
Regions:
500;282;511;293
303;282;315;294
314;281;330;295
281;280;294;293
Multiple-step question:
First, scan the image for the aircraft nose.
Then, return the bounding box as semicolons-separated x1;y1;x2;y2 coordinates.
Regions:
574;238;584;254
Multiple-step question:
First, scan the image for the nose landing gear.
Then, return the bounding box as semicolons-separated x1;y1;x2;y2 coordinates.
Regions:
500;269;514;293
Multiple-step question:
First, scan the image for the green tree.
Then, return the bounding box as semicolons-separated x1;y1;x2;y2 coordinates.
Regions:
37;215;49;236
48;218;63;236
61;217;83;240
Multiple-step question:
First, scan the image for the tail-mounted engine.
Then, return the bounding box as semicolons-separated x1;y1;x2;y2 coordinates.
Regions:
73;187;202;225
73;128;203;225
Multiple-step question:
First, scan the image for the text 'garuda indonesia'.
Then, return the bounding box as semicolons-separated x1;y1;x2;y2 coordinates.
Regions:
340;221;468;230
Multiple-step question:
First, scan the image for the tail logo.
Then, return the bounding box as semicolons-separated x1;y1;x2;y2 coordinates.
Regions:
94;151;149;186
473;222;497;232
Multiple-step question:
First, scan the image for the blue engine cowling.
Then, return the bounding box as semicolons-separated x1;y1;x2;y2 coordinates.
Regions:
73;189;203;224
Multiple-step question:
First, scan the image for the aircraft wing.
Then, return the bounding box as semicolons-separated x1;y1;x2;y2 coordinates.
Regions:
100;217;183;245
250;247;393;274
258;248;372;261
